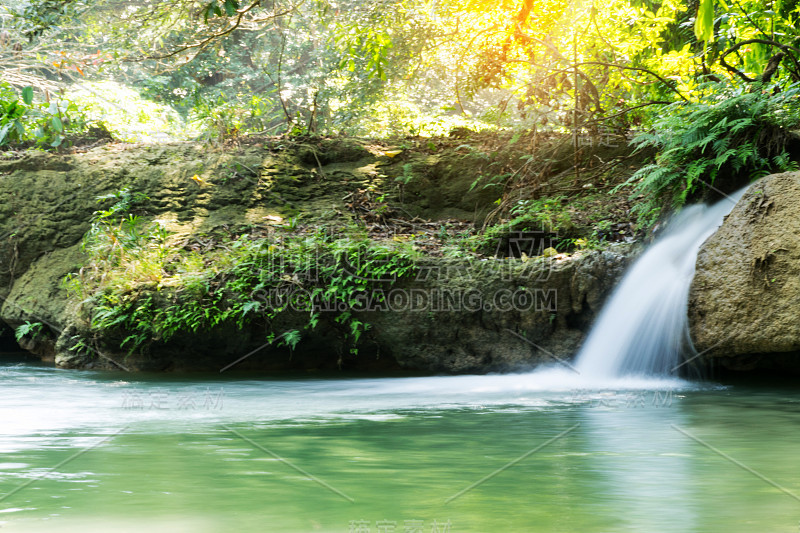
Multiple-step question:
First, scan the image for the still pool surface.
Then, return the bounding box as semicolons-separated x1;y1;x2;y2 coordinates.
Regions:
1;353;799;532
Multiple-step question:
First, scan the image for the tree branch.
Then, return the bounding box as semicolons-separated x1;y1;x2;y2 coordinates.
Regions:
509;28;688;101
729;0;772;41
125;1;298;63
583;101;673;125
575;61;689;101
719;38;800;83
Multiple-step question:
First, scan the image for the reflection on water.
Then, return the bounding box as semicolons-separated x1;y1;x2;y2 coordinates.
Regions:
1;357;799;532
580;404;696;532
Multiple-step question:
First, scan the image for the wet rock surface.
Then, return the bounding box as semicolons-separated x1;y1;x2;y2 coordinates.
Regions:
689;172;800;372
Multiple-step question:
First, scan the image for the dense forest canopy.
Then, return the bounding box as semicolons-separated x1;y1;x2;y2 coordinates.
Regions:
3;0;800;216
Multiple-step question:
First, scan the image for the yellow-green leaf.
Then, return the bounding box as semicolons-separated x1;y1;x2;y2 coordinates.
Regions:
694;0;714;42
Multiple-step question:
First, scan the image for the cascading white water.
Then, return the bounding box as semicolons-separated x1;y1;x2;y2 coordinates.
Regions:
575;188;746;378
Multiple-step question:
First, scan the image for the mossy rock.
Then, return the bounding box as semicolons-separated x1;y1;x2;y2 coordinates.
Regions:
297;139;369;166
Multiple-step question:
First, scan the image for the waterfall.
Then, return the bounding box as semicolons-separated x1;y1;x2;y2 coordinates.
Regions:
574;189;745;378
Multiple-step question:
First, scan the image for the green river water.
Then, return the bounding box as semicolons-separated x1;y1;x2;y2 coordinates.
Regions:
1;352;799;532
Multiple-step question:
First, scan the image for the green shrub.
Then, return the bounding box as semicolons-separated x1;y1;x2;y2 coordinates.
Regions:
621;82;800;224
467;196;573;255
72;193;419;357
0;83;96;148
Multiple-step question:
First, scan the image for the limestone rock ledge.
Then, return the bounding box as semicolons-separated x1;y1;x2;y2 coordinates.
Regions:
0;142;634;373
1;246;633;373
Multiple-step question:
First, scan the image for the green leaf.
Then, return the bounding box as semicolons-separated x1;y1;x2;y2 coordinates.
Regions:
14;120;24;137
204;1;222;22
694;0;715;42
241;301;260;315
223;0;236;16
51;115;63;133
21;86;34;105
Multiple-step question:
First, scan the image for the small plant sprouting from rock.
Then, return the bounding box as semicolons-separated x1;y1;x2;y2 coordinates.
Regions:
14;321;44;342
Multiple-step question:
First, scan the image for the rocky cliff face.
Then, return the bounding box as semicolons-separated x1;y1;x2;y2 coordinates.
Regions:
0;141;634;373
689;171;800;372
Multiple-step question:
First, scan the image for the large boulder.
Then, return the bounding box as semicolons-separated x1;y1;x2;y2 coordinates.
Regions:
689;171;800;371
0;244;86;365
